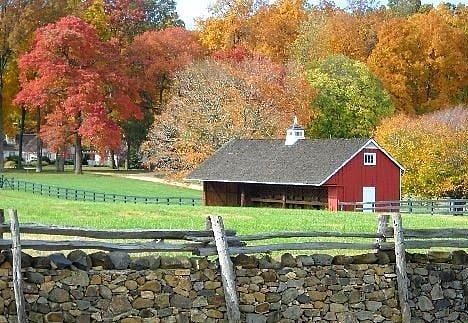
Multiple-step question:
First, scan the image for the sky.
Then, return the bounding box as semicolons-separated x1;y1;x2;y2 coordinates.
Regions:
176;0;467;29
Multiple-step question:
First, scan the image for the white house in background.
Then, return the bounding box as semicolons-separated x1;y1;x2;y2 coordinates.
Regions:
3;134;118;166
2;134;57;162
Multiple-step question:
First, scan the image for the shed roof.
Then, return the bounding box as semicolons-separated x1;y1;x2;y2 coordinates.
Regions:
187;138;396;186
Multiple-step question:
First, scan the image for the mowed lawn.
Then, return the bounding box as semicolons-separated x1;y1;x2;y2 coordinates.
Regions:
0;190;466;235
1;169;200;198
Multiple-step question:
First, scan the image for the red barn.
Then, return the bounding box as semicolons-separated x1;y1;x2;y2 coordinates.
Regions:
187;120;404;211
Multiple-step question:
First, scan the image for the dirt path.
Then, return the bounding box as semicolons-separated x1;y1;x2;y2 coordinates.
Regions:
93;172;202;191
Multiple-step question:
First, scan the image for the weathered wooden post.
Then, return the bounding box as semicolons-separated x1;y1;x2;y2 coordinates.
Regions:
392;213;411;323
375;213;389;251
209;215;241;322
10;209;28;323
0;209;4;240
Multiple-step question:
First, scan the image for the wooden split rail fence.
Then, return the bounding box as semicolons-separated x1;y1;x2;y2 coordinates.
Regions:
0;175;201;206
0;209;467;323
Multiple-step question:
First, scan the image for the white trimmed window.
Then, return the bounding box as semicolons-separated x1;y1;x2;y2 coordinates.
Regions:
364;153;376;165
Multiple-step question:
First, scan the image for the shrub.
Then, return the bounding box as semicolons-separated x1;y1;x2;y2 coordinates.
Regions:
4;160;16;169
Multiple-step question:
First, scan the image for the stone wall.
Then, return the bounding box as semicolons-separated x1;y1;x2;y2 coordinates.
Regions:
407;264;468;323
0;250;466;323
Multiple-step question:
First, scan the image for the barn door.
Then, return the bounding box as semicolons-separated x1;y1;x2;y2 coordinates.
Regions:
362;187;375;212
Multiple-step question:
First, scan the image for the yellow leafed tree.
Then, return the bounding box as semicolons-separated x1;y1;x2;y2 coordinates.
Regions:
375;107;468;198
368;8;468;114
248;0;307;62
197;0;265;51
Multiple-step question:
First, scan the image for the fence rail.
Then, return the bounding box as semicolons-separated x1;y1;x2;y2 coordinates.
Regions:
0;175;201;206
339;198;467;215
1;209;467;323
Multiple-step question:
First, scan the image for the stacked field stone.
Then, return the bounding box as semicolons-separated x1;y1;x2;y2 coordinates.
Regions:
0;249;466;322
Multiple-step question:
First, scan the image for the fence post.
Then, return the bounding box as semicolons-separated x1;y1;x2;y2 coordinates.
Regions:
392;213;411;323
208;215;241;322
375;214;389;251
0;209;4;239
9;209;28;323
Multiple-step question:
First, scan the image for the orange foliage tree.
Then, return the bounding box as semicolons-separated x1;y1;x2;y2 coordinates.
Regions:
291;8;391;64
368;8;468;114
248;0;307;62
128;27;204;110
375;106;468;198
197;0;265;51
198;0;307;62
141;54;313;175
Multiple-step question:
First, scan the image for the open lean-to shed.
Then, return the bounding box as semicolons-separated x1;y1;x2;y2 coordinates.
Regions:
187;120;404;211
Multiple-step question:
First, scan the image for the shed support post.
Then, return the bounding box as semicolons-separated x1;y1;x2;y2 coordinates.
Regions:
282;191;286;209
202;182;207;206
392;213;411;323
240;186;245;207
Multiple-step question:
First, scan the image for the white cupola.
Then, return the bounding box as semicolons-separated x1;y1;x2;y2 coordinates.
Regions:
285;116;305;146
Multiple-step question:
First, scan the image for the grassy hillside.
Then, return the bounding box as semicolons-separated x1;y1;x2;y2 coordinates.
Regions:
0;170;200;198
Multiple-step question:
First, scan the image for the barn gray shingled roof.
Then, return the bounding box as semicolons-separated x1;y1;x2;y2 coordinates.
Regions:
187;138;370;185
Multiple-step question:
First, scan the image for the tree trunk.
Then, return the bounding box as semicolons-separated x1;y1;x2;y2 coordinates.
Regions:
58;147;65;172
36;109;42;173
125;140;130;170
17;107;26;169
0;79;4;172
157;75;167;114
55;148;65;172
74;134;82;175
110;150;116;169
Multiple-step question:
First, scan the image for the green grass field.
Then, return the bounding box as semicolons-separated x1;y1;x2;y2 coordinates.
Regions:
0;170;466;256
1;169;200;198
1;190;466;234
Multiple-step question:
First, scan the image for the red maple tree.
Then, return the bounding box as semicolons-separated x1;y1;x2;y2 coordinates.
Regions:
128;27;204;110
15;16;142;174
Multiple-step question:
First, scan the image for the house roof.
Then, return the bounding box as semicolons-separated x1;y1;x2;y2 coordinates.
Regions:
187;138;402;186
2;141;16;151
22;134;38;153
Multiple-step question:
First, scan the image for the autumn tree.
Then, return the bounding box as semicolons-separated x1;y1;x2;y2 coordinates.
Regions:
346;0;379;15
375;106;468;198
213;47;314;125
368;9;468;114
82;0;181;43
290;9;329;65
197;0;267;51
291;8;390;64
15;16;142;174
388;0;421;16
247;0;308;62
307;55;393;138
437;3;468;35
128;27;203;111
0;0;26;171
2;0;82;171
141;56;313;175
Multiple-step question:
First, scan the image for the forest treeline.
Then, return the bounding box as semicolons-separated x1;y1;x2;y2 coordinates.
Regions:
0;0;467;198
